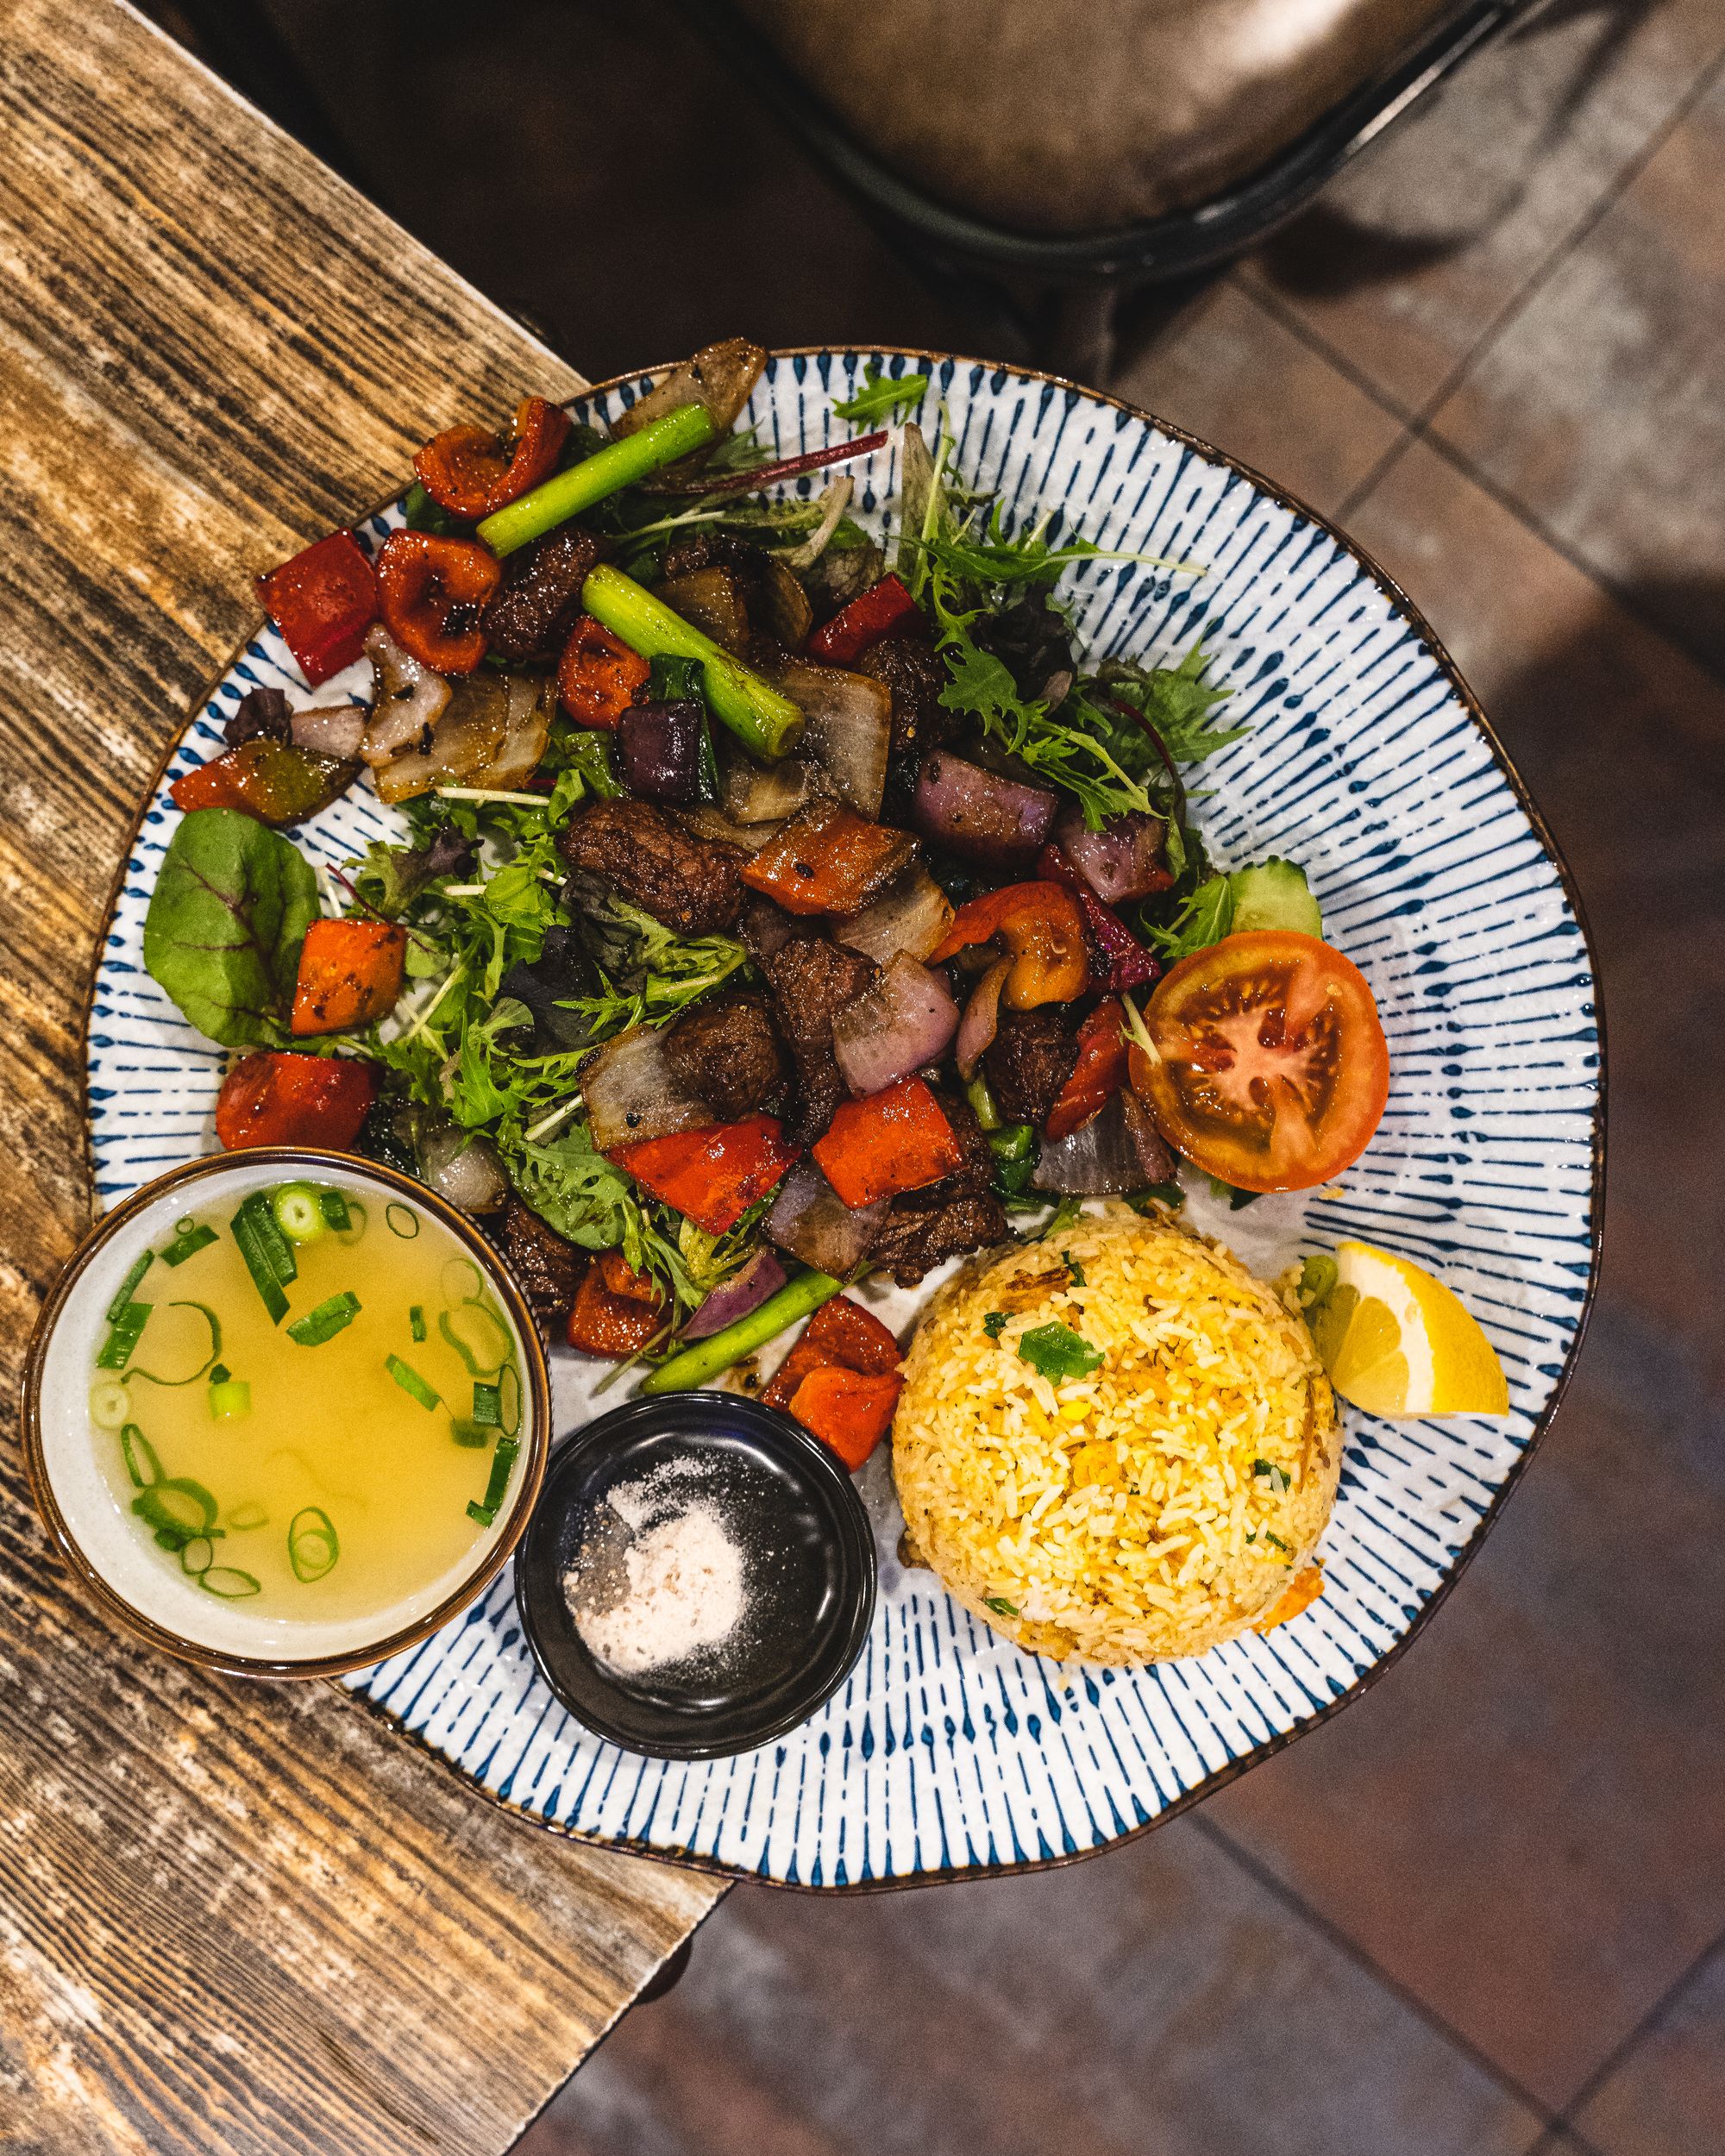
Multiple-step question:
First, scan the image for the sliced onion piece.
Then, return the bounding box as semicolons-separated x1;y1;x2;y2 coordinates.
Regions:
374;670;551;805
1053;803;1170;904
362;621;450;765
832;862;954;965
681;1249;788;1339
677;804;781;855
1031;1092;1147;1194
770;657;893;818
581;1026;715;1154
955;956;1012;1081
831;952;958;1098
613;337;765;441
291;705;367;761
418;1124;510;1214
765;1159;886;1275
720;741;819;824
914;750;1057;866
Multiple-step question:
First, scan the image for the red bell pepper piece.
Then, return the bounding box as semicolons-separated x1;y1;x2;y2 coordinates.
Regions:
557;613;651;728
214;1051;376;1152
761;1294;900;1411
612;1114;800;1236
1044;999;1130;1141
1037;843;1159;994
597;1250;664;1305
805;573;920;665
740;799;915;917
566;1261;665;1358
255;530;380;687
376;530;503;674
291;918;407;1036
787;1366;903;1470
929;881;1090;1007
812;1075;962;1207
412;397;570;519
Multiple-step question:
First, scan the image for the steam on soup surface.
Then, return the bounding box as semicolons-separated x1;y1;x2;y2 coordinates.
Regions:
87;1181;524;1622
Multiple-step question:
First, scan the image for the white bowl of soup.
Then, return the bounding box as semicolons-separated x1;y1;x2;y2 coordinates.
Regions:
23;1150;550;1677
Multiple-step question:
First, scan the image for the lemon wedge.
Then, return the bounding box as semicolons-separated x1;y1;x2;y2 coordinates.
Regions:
1309;1239;1509;1418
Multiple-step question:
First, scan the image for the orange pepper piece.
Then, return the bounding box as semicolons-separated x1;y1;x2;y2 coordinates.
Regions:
291;918;407;1036
929;881;1089;1007
812;1075;962;1206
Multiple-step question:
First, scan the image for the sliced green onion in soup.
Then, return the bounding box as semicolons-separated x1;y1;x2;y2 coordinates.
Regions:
317;1188;352;1233
271;1183;327;1244
208;1377;252;1420
128;1301;221;1387
179;1535;217;1577
327;1195;368;1246
131;1477;217;1542
438;1301;511;1378
409;1304;427;1343
225;1501;268;1531
89;1379;132;1430
118;1424;165;1490
285;1291;361;1346
466;1436;520;1528
198;1567;262;1600
106;1250;154;1324
470;1382;502;1428
287;1506;340;1583
439;1257;485;1307
96;1300;152;1370
160;1219;217;1268
230;1193;297;1322
386;1354;441;1411
385;1202;421;1239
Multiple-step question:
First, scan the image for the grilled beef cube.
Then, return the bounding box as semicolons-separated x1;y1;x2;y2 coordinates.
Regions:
663;990;787;1121
558;797;745;936
661;530;772;582
856;630;953;817
751;925;877;1146
938;1091;999;1198
1120;1087;1177;1185
496;1198;583;1330
480;526;604;661
738;891;794;963
869;1188;1008;1287
984;1008;1079;1129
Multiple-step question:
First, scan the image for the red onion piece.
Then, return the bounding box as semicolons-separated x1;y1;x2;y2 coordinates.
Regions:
831;952;958;1097
766;1159;886;1274
914;751;1057;866
1032;1093;1146;1194
1052;803;1171;904
290;705;367;760
1038;842;1160;993
833;863;955;965
955;956;1012;1081
582;1026;715;1154
653;430;890;498
618;699;706;803
681;1248;788;1338
362;621;449;765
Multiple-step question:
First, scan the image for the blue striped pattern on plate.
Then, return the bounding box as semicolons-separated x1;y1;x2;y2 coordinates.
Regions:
86;351;1601;1887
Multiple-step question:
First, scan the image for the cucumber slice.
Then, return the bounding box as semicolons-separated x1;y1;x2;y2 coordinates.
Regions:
1228;858;1321;937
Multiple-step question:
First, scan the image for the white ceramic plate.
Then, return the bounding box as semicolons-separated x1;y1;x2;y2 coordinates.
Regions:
85;350;1603;1887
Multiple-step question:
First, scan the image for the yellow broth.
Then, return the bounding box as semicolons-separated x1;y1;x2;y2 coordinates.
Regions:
87;1182;524;1622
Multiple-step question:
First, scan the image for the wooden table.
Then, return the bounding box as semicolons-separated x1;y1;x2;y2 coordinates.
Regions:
0;4;724;2147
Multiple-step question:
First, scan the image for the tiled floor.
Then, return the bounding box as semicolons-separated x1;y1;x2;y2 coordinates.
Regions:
165;3;1725;2148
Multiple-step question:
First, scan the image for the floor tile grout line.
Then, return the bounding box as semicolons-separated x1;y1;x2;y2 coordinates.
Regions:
1334;37;1725;526
1190;1814;1565;2132
1545;1924;1725;2133
1238;273;1423;432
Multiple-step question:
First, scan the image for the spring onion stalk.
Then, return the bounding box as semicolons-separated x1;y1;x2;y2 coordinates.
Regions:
476;404;716;556
208;1378;252;1420
286;1291;361;1346
160;1219;217;1268
410;1305;427;1343
89;1379;132;1431
580;563;806;761
470;1381;502;1428
96;1301;151;1370
271;1183;326;1244
467;1435;520;1527
231;1193;297;1322
386;1353;441;1410
640;1269;844;1395
107;1250;154;1322
317;1188;352;1232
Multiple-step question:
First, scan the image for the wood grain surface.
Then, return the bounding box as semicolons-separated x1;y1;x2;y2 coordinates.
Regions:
0;3;722;2150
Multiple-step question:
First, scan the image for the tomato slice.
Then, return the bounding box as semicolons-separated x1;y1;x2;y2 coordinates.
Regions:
1132;931;1388;1192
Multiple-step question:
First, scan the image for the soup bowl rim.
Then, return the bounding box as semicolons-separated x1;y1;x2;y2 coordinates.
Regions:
22;1146;552;1680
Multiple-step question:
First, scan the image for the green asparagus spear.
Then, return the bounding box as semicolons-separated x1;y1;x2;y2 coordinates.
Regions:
639;1269;844;1395
476;404;716;555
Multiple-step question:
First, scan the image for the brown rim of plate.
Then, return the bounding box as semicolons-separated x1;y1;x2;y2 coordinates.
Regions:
20;1147;552;1682
77;347;1607;1884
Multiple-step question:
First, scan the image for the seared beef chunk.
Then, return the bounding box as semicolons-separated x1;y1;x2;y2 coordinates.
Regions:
857;630;953;817
499;924;599;1055
496;1198;582;1327
663;990;787;1120
559;797;744;936
738;891;794;962
750;923;877;1145
1120;1087;1177;1184
867;1093;1007;1286
480;526;604;661
224;685;291;748
974;589;1076;709
984;1008;1078;1128
661;530;770;582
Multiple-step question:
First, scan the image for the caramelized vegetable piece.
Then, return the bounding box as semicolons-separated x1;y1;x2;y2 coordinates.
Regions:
376;530;503;674
741;799;917;917
566;1262;665;1358
597;1250;665;1306
412;398;570;519
255;530;379;686
215;1051;376;1151
787;1365;902;1470
611;1114;800;1236
930;881;1090;1007
805;573;919;666
557;612;652;727
1037;842;1158;993
760;1293;900;1409
1251;1562;1325;1633
290;918;407;1036
169;737;357;826
812;1075;962;1207
1044;998;1129;1141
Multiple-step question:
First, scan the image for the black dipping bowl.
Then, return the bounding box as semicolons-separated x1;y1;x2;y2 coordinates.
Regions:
515;1394;876;1759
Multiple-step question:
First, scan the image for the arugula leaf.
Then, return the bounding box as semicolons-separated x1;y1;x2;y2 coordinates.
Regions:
502;1123;696;1307
1093;646;1245;767
563;891;747;1036
1016;1321;1104;1382
1146;873;1235;960
833;365;929;423
143;809;319;1046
